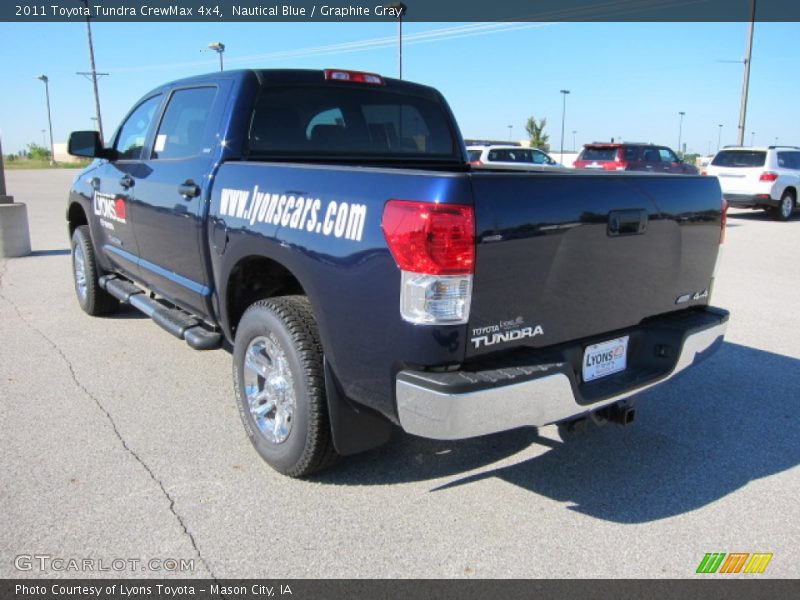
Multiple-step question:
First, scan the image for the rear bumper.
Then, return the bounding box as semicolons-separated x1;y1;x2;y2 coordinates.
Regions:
396;307;728;440
723;193;778;209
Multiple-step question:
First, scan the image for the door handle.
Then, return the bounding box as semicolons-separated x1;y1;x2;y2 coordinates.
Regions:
178;180;201;199
608;209;648;236
119;174;135;189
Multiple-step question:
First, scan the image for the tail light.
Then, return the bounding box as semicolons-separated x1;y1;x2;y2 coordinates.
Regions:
469;160;483;166
604;161;628;171
324;69;384;85
759;171;778;182
720;198;728;244
382;200;475;324
713;197;728;280
700;170;708;176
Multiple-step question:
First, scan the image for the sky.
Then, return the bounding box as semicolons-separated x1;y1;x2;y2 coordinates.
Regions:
1;19;799;156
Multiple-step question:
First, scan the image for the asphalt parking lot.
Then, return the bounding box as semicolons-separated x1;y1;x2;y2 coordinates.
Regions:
1;169;798;579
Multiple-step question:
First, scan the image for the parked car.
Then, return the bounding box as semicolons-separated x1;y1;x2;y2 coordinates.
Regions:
703;146;799;221
66;68;728;477
467;145;564;169
574;142;698;175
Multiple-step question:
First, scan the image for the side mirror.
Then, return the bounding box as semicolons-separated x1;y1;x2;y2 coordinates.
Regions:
68;131;116;160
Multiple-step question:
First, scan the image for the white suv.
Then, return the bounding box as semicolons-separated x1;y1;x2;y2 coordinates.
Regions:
467;145;565;170
704;146;800;221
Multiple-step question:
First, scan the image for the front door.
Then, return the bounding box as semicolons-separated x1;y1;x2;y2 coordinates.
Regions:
90;93;163;279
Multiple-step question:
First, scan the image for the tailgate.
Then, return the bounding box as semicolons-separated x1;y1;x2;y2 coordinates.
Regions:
466;171;723;357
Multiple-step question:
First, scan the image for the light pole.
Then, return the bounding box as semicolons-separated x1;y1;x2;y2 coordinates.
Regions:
37;75;55;165
90;117;98;131
737;0;756;146
507;125;513;141
677;111;685;155
572;130;576;151
717;124;723;151
208;42;225;71
385;3;407;79
559;89;570;162
750;131;755;145
78;0;105;142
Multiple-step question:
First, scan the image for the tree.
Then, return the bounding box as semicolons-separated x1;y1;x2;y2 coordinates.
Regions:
525;117;550;151
26;143;50;161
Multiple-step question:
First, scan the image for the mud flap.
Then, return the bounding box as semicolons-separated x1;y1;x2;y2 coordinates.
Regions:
324;358;394;456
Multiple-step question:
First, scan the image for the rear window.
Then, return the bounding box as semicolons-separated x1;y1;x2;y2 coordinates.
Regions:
711;150;766;167
247;84;458;161
580;147;618;161
467;149;483;162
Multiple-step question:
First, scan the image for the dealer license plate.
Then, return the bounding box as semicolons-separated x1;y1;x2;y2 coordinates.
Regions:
582;335;629;382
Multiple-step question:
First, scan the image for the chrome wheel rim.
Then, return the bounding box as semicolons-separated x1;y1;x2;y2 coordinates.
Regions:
243;336;295;444
781;196;792;218
73;243;88;301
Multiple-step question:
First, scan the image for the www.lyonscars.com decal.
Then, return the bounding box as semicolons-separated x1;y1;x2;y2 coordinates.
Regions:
220;186;367;242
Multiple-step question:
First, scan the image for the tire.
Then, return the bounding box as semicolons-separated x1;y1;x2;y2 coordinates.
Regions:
70;225;119;316
233;296;339;477
772;191;795;221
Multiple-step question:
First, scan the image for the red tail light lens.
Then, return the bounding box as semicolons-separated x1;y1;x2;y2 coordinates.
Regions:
700;170;708;176
382;200;475;275
759;171;778;182
469;160;483;166
720;198;728;244
324;69;384;85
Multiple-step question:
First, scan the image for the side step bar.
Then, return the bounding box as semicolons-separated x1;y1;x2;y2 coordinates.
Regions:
100;275;222;350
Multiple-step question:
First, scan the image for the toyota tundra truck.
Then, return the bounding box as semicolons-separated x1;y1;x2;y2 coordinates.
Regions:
66;69;729;477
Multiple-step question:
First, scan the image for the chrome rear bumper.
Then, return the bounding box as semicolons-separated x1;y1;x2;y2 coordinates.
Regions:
396;309;728;440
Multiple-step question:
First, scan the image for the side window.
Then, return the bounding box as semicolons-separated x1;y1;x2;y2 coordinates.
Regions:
115;95;162;160
642;147;661;163
623;147;638;161
152;87;217;160
790;152;800;170
659;148;678;162
532;150;547;164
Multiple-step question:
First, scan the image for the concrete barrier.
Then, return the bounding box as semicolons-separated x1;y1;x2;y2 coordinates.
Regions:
0;136;32;257
0;202;33;257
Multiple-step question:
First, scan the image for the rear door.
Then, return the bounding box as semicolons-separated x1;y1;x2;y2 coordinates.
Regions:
128;84;226;318
466;171;723;357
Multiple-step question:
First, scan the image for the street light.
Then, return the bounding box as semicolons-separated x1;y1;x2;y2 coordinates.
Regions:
385;3;407;79
750;131;755;145
717;124;723;151
37;75;55;165
208;42;225;71
677;111;685;155
507;125;513;141
572;130;576;152
559;89;570;162
78;0;106;142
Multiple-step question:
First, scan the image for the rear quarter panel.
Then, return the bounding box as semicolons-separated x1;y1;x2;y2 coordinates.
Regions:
210;162;473;419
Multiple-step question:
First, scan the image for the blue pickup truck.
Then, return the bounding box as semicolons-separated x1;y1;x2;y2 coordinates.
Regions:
67;68;729;477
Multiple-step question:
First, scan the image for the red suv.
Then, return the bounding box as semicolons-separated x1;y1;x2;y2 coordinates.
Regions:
574;143;698;174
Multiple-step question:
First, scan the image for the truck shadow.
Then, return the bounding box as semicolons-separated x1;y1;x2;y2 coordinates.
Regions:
316;342;800;523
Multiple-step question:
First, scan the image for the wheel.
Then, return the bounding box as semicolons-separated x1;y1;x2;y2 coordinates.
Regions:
233;296;339;477
70;225;119;316
773;191;795;221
